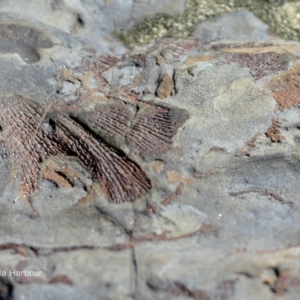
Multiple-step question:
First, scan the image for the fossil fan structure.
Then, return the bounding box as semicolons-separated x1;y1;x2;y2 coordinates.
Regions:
0;38;196;209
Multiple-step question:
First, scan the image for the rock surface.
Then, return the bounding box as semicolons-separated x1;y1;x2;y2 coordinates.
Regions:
192;10;271;44
0;1;299;300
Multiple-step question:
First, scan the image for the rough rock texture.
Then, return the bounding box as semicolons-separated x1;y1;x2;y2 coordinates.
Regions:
0;1;299;300
192;10;271;44
117;0;300;49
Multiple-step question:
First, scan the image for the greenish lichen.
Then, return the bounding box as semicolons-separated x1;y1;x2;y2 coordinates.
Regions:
115;0;300;49
230;0;300;41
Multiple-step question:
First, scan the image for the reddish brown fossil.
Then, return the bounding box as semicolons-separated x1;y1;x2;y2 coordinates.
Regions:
0;94;186;206
216;51;292;80
0;38;193;210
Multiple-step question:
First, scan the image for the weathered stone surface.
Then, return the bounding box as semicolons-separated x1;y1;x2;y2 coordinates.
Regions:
132;0;185;23
193;11;271;45
0;1;299;300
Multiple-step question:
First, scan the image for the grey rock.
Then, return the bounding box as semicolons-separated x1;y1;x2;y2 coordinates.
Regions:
14;283;100;300
193;10;272;45
46;249;134;299
132;0;185;24
173;63;275;152
0;2;298;300
192;11;271;44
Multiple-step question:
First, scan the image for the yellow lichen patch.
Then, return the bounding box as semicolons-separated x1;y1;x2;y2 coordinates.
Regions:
115;1;300;49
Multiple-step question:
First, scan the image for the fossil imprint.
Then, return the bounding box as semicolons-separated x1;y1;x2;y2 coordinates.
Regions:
0;94;187;205
0;38;200;208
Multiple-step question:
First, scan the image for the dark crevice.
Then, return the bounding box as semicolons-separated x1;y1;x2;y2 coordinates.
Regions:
131;247;139;300
76;14;85;27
